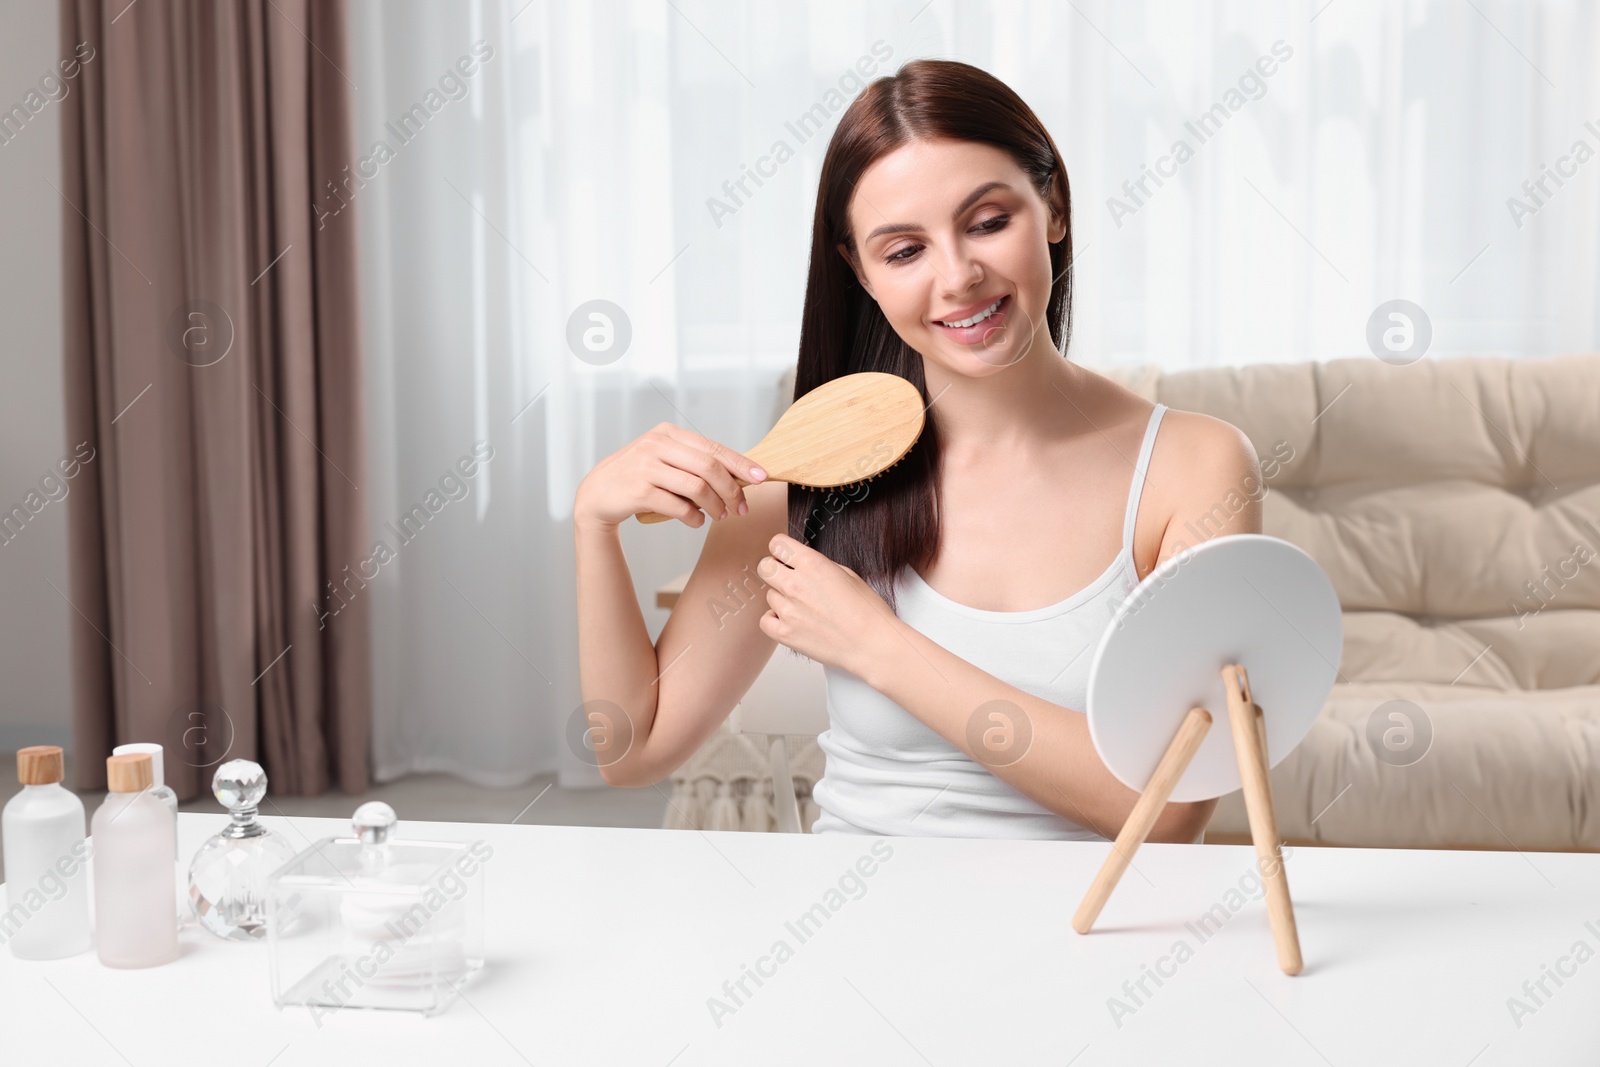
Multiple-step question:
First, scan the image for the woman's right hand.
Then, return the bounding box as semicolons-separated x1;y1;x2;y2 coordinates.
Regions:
575;422;768;530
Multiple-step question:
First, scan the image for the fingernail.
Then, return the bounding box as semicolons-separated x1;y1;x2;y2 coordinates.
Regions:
738;501;748;516
751;467;766;481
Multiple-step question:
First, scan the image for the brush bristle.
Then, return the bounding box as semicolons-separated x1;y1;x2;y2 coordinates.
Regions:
789;451;909;494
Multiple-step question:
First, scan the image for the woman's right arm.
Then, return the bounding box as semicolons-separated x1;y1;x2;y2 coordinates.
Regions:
573;423;787;787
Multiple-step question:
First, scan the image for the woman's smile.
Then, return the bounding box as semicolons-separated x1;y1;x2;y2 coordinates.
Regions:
933;292;1012;346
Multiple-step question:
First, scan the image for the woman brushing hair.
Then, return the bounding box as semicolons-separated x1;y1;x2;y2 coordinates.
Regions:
574;58;1261;841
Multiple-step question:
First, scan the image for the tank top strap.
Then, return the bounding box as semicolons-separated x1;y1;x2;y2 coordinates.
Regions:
1121;403;1168;548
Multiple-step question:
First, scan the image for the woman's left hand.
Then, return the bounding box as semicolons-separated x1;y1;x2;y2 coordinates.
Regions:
756;534;893;675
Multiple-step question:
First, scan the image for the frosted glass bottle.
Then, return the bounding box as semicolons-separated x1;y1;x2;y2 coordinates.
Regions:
1;746;91;960
112;742;183;921
91;753;178;968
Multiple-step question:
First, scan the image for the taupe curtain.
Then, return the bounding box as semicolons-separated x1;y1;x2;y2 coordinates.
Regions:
59;0;369;799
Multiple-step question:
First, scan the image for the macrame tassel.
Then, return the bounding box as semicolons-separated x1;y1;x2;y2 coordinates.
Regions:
671;777;714;830
801;797;821;833
706;781;742;831
741;781;773;833
662;777;697;830
690;778;719;829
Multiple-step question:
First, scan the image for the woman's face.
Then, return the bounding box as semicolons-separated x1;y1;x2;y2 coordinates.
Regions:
838;137;1067;377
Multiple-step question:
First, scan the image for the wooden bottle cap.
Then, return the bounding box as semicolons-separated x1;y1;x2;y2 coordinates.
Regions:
17;745;65;786
106;752;154;793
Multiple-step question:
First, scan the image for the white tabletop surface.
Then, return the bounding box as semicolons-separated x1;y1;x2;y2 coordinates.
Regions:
2;812;1598;1066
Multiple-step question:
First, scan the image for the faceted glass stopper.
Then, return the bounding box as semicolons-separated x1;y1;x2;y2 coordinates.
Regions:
213;759;267;811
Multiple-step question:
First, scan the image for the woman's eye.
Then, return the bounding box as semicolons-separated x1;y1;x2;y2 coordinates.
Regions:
881;215;1011;266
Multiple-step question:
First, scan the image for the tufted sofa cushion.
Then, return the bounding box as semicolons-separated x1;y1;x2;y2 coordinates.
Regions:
1097;353;1600;849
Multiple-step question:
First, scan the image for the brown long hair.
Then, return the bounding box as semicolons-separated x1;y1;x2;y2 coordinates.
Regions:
788;58;1074;614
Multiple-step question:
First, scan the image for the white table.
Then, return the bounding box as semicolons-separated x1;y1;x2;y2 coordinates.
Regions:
2;812;1597;1065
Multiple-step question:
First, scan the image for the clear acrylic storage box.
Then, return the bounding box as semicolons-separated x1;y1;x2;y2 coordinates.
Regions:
265;803;485;1019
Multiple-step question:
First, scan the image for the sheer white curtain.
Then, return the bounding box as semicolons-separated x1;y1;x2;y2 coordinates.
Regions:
345;0;1600;787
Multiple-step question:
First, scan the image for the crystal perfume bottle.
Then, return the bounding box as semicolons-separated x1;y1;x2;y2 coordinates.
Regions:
186;759;299;941
266;801;486;1017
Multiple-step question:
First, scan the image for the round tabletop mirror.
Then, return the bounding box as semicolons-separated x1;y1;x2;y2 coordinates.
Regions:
1085;534;1343;803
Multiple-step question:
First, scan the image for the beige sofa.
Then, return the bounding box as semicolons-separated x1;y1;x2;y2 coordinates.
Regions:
663;353;1600;851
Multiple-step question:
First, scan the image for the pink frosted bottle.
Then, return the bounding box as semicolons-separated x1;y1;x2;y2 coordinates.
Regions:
91;753;178;968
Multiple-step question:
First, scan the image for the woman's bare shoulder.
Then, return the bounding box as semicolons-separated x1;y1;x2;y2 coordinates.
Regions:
1155;408;1258;469
1070;363;1262;570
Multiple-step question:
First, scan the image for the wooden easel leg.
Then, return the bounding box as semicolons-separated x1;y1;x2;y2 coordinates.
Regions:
1073;706;1212;934
1222;664;1303;976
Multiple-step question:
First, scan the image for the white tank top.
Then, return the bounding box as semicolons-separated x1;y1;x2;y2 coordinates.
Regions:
810;403;1168;839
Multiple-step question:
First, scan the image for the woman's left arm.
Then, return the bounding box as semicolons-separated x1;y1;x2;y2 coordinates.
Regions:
756;414;1266;843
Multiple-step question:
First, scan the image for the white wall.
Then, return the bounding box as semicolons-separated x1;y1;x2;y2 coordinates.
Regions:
0;2;72;751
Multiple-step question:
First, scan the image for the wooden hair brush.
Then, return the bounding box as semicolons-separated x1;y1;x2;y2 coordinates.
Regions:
635;371;926;524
